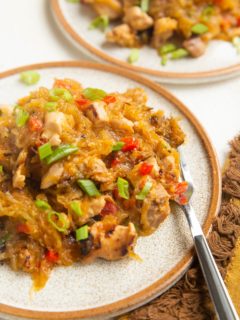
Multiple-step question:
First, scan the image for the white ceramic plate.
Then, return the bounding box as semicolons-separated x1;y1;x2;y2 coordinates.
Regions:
51;0;240;84
0;61;221;320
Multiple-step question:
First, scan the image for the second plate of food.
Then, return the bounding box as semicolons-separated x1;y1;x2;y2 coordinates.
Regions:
51;0;240;84
0;61;220;320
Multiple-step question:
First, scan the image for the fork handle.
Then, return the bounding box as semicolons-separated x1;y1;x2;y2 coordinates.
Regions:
194;234;239;320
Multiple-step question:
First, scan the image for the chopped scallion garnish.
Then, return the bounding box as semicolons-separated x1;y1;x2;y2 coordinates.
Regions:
117;177;129;200
128;49;140;64
20;71;40;85
136;180;152;200
48;211;69;233
202;5;214;22
49;88;73;102
89;15;109;31
15;107;29;127
140;0;149;12
77;179;101;197
159;43;177;56
0;165;3;174
112;141;125;152
191;23;209;35
38;143;53;161
35;199;51;210
82;88;107;101
44;102;58;112
233;37;240;54
76;225;89;241
171;48;189;60
70;201;83;216
45;144;78;165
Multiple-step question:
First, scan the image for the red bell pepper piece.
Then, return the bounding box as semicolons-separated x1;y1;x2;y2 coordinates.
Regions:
121;137;139;152
139;163;153;176
103;95;116;104
45;250;59;263
28;116;43;132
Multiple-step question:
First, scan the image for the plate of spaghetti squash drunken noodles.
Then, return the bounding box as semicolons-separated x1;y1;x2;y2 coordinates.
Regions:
0;62;220;320
52;0;240;83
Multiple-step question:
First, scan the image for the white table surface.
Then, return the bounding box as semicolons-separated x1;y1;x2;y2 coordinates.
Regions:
0;0;239;166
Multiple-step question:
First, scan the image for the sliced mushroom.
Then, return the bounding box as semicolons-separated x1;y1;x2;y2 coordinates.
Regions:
124;6;154;31
41;162;64;189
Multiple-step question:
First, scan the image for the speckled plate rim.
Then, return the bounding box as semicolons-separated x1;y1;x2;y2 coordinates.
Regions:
51;0;240;84
0;61;221;320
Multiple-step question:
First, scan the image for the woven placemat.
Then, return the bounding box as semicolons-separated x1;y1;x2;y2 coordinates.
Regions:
121;135;240;320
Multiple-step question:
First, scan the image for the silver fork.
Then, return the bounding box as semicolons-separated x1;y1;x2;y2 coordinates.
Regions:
177;146;239;320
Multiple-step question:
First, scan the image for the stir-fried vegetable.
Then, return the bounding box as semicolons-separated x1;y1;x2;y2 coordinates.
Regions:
50;88;73;102
136;180;152;200
117;177;130;200
76;225;89;241
82;88;107;101
171;49;189;60
38;143;53;161
35;199;51;210
112;141;125;152
47;211;69;233
70;201;83;216
128;49;140;64
89;15;109;31
20;71;40;85
45;144;79;165
191;23;209;35
15;107;29;127
77;179;101;197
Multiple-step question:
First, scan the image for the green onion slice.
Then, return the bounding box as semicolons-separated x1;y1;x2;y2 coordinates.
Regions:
191;23;209;35
20;71;40;85
89;15;109;31
112;141;125;152
70;201;83;216
76;225;89;241
202;5;214;22
38;143;53;161
48;211;69;233
66;0;80;2
77;179;101;197
159;43;177;56
171;48;189;60
49;88;73;102
128;49;140;64
15;107;29;127
140;0;149;12
35;199;51;210
45;144;78;165
136;180;152;200
44;102;58;112
161;55;168;66
82;88;107;101
117;177;129;200
233;37;240;54
0;165;3;174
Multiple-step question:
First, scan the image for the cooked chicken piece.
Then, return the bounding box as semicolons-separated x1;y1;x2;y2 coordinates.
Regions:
140;179;170;234
73;196;107;225
13;164;26;189
148;0;169;19
82;221;137;262
106;24;140;47
42;112;66;146
84;101;109;125
124;6;154;31
183;37;207;58
152;17;178;48
80;156;114;183
41;162;64;189
12;149;28;189
110;117;134;133
83;0;123;20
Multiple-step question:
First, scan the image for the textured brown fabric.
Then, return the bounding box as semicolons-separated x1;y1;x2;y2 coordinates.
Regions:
121;135;240;320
